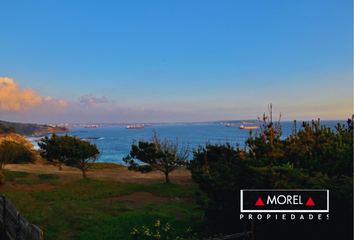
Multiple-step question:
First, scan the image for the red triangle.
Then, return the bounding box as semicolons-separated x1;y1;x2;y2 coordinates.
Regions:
306;197;315;206
255;197;265;206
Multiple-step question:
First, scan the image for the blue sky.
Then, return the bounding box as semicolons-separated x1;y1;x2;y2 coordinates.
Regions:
0;0;352;123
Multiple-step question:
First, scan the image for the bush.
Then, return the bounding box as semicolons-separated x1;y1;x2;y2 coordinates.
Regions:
189;143;252;233
39;133;101;178
0;141;36;164
131;220;197;240
188;114;353;239
14;147;37;164
2;169;30;181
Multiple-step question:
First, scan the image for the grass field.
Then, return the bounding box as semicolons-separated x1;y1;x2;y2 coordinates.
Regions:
2;169;206;240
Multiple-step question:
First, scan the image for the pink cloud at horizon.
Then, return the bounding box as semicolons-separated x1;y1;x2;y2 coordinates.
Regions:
0;77;70;114
0;77;44;112
0;77;175;123
0;77;351;124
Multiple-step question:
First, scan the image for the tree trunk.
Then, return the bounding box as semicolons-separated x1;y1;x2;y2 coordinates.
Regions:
82;168;87;179
165;172;170;184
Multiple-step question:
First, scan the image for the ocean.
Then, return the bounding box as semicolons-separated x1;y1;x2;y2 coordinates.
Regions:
28;120;348;164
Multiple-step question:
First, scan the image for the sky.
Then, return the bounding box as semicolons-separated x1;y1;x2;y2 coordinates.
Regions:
0;0;352;124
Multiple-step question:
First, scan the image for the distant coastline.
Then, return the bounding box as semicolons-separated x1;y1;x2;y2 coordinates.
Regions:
0;119;72;137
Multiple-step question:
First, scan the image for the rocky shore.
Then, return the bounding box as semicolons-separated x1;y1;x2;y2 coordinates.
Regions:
25;126;72;137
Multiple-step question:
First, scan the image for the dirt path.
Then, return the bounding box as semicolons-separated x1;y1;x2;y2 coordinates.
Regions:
4;163;196;186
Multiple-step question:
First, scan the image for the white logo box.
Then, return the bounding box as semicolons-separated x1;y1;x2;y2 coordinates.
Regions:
240;189;329;213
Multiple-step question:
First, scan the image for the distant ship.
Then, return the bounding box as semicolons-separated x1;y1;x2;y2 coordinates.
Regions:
226;124;241;127
143;124;153;127
243;122;254;125
239;125;260;130
85;125;99;128
126;125;144;129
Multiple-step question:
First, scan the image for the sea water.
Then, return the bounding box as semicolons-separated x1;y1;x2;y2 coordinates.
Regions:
28;120;348;165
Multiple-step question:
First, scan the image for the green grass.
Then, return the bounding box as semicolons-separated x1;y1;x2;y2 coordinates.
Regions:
3;177;203;240
23;199;134;239
49;180;61;186
22;199;202;240
2;169;30;181
30;179;196;202
30;178;141;201
3;170;61;185
75;214;200;240
2;192;45;214
143;183;197;198
14;176;42;185
139;201;203;221
38;174;60;180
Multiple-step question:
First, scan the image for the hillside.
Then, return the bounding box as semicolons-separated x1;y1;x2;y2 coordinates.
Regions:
0;120;72;137
0;133;35;149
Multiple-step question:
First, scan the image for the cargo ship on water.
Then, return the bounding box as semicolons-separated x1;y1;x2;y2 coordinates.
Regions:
239;125;260;130
226;123;241;127
126;125;144;129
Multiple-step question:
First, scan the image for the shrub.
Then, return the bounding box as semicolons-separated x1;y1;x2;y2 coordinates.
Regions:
188;112;353;238
131;220;197;240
